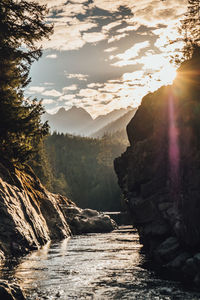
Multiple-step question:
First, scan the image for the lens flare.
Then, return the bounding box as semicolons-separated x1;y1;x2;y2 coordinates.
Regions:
168;90;180;198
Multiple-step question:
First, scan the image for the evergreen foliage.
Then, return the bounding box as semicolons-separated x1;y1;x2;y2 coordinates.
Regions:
180;0;200;58
40;132;128;211
29;139;53;190
0;0;52;163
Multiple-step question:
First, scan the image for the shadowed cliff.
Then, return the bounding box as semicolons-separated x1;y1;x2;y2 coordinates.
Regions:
114;49;200;286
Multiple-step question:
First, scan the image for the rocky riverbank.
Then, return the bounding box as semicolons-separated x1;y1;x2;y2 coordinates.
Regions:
114;49;200;288
0;281;26;300
0;159;116;299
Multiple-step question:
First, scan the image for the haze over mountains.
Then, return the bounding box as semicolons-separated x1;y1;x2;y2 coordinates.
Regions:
91;109;137;138
43;106;137;137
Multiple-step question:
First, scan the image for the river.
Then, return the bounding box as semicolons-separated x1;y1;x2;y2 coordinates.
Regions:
0;226;200;299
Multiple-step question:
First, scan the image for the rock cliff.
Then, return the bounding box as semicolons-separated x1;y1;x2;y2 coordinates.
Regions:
0;159;116;260
114;50;200;286
0;158;117;299
0;159;72;259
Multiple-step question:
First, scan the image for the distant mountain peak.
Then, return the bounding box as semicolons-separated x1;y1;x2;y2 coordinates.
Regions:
54;106;90;116
57;107;66;114
68;106;88;113
43;106;135;136
68;105;80;111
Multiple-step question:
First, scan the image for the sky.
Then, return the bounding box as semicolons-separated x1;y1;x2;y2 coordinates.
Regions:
26;0;188;118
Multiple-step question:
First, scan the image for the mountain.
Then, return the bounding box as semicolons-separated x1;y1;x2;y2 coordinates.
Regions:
85;108;132;136
91;109;137;138
43;106;133;137
43;106;93;135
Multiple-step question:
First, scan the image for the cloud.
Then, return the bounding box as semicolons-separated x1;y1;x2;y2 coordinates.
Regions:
63;85;78;93
59;94;76;101
42;19;97;51
44;82;54;86
46;106;64;115
92;0;187;27
26;86;45;94
117;25;140;33
91;0;133;12
113;41;150;60
79;88;99;98
99;83;122;93
108;33;128;43
74;86;115;116
38;0;187;56
42;99;56;105
87;83;104;88
153;23;185;59
38;0;66;8
82;32;107;43
122;71;145;82
104;47;118;53
45;54;57;59
29;0;188;118
102;21;122;32
57;3;86;17
42;89;62;97
65;72;89;81
98;93;113;102
71;0;87;3
132;0;187;27
111;41;150;67
136;53;170;70
112;59;137;67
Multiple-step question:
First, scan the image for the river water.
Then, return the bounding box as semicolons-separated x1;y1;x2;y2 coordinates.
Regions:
1;226;200;299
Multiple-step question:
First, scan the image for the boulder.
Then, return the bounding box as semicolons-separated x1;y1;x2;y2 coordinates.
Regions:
154;237;180;263
81;208;99;218
194;273;200;286
64;206;117;234
165;252;190;269
182;257;199;279
193;253;200;268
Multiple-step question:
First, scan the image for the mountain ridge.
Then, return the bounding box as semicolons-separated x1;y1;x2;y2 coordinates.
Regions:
91;108;137;138
43;106;134;137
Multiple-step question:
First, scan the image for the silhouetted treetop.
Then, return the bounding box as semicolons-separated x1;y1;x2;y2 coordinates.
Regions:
0;0;53;85
0;0;52;163
180;0;200;58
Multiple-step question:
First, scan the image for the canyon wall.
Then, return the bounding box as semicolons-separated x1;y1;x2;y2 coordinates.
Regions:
0;159;73;259
114;50;200;286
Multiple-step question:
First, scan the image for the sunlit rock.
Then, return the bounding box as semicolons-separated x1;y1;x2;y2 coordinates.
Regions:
0;280;26;300
0;160;72;259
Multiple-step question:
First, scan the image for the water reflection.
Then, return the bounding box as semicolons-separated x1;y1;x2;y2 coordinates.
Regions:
0;226;200;299
14;241;51;288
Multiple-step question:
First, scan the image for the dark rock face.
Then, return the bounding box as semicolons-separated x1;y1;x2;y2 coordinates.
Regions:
114;51;200;286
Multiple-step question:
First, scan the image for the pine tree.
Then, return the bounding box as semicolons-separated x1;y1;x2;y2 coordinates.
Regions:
0;0;53;164
180;0;200;58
